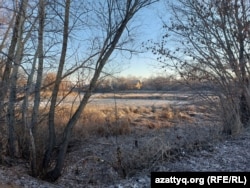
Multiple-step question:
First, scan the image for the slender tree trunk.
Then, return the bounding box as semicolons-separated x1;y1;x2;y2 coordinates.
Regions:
0;10;15;53
7;0;28;157
22;51;38;128
29;0;45;176
43;0;70;171
236;6;250;126
31;0;45;136
22;51;38;177
47;10;133;181
239;45;250;125
46;65;102;180
7;43;24;157
41;0;157;180
0;1;22;118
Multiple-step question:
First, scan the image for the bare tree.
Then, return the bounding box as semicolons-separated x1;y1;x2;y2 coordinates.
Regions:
152;0;250;134
0;1;21;119
25;0;45;176
42;0;70;172
0;0;158;180
6;0;30;157
42;0;158;181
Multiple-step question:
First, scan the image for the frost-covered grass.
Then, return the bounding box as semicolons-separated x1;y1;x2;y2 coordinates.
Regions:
1;92;224;188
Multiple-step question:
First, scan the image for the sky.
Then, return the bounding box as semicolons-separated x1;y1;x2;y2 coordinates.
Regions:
0;0;169;80
117;1;168;79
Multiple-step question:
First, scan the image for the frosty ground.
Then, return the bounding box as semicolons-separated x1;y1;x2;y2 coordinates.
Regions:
0;92;249;188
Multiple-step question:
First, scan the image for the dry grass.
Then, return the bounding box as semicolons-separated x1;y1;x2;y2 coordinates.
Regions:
50;103;196;139
62;103;211;179
40;90;79;98
97;118;221;180
0;99;198;163
59;118;223;186
112;137;173;177
0;92;228;188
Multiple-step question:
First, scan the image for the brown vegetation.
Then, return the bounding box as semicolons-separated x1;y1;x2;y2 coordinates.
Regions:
152;0;250;135
0;0;249;186
1;88;249;187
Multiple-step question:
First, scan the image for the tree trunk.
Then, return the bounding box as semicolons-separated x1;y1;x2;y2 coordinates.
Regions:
46;65;100;181
240;88;250;126
42;0;157;181
43;0;71;171
0;1;21;118
22;51;38;176
231;0;250;127
46;4;134;181
238;29;250;125
7;0;28;157
28;0;45;176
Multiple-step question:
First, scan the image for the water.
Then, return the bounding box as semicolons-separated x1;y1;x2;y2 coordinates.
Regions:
88;98;188;108
40;92;191;108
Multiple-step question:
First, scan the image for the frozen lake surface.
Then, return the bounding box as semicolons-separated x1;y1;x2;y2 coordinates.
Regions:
40;91;194;108
87;98;188;108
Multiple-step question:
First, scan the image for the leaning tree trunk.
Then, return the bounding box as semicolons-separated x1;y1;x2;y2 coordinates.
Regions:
46;8;135;181
42;0;157;181
46;57;105;180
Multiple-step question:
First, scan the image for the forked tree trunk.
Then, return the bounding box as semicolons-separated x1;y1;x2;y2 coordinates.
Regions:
46;5;136;181
46;61;103;180
42;0;157;181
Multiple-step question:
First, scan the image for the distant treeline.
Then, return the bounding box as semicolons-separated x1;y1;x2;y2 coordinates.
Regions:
93;76;214;92
40;73;214;93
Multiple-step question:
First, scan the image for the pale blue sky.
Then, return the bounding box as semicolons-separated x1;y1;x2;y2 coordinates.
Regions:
61;1;168;80
118;1;167;78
